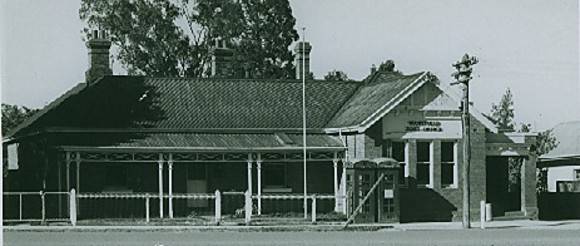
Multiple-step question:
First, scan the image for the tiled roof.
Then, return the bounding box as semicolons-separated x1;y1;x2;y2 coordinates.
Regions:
326;71;425;128
15;76;360;135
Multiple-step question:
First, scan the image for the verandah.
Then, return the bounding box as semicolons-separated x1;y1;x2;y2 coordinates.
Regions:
57;147;347;220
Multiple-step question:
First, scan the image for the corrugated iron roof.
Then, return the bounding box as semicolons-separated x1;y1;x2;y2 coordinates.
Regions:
57;132;344;151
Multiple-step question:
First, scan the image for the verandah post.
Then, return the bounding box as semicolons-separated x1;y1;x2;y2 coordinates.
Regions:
168;154;174;219
69;188;77;226
158;153;164;219
215;190;221;225
256;155;262;215
332;153;339;212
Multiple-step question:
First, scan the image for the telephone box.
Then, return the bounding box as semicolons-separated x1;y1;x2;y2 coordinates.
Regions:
346;158;400;223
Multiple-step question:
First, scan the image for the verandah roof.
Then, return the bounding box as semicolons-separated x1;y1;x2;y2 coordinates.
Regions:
57;132;345;152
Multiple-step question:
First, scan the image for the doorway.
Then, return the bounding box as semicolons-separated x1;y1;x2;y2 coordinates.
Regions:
486;156;521;217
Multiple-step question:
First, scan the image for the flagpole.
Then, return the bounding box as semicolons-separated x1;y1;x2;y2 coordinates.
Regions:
302;27;308;219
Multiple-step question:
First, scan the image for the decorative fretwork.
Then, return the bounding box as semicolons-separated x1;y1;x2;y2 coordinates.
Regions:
80;152;107;161
62;150;342;163
172;153;197;161
109;153;133;161
224;153;247;161
310;152;334;160
287;152;304;160
198;153;221;161
262;152;284;160
135;153;159;161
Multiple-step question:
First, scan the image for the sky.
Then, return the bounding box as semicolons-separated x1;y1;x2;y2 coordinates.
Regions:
1;0;579;131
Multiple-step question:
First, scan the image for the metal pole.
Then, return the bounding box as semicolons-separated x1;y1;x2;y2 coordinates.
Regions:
302;27;308;219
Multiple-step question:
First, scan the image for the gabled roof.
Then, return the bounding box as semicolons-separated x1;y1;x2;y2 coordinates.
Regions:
7;76;360;138
326;71;427;131
325;69;498;133
6;69;499;141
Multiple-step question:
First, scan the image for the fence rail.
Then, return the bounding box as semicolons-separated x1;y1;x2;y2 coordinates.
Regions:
3;191;70;223
4;190;340;226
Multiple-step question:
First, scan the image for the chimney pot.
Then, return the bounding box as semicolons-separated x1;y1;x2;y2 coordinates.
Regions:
294;41;312;80
85;29;113;83
209;38;234;78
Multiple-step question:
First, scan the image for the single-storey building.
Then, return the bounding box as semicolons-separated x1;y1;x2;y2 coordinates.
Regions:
539;121;580;192
3;32;538;222
537;121;580;220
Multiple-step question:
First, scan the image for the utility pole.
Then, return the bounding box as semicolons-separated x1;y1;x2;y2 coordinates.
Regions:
451;54;478;229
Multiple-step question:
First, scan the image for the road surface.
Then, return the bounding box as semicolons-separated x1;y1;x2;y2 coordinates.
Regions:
4;229;580;246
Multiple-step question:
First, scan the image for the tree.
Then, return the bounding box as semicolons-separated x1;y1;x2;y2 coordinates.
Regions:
377;59;402;75
490;88;515;132
324;70;350;81
2;104;39;135
79;0;298;78
520;125;559;193
2;104;39;178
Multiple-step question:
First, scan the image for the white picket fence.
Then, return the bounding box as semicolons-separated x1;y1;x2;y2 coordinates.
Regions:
4;189;337;226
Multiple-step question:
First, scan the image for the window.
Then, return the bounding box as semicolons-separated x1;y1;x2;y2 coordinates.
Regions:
391;142;406;184
575;169;580;180
416;142;431;186
264;164;286;187
441;142;457;187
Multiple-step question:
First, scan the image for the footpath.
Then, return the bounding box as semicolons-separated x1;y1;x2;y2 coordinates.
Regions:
5;219;580;232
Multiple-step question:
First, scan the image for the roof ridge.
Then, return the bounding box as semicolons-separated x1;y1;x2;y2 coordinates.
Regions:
137;76;362;84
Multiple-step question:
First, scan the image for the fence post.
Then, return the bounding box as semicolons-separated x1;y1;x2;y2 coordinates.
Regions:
70;189;77;226
40;191;46;224
244;190;252;225
311;195;317;224
480;200;486;229
485;203;492;222
215;190;221;225
145;194;150;223
19;194;23;221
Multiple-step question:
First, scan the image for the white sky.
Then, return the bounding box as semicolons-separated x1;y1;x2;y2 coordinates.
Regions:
1;0;579;131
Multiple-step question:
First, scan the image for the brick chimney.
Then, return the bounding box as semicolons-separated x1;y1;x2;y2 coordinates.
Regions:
294;41;312;80
209;38;234;78
85;30;112;84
